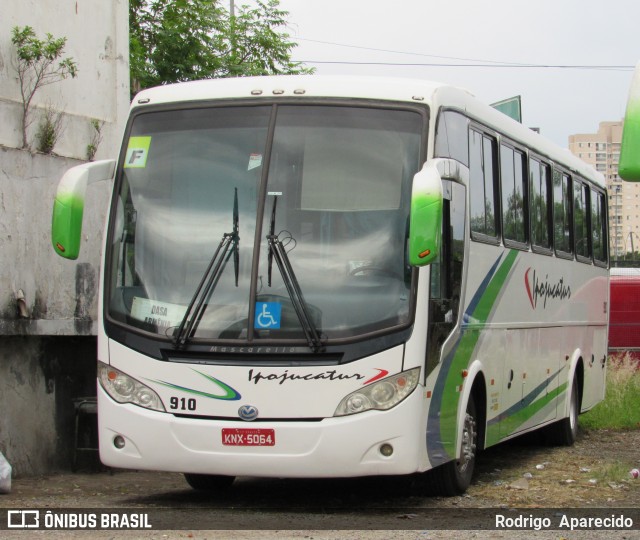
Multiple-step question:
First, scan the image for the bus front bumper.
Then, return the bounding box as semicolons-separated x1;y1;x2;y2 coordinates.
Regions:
98;385;428;478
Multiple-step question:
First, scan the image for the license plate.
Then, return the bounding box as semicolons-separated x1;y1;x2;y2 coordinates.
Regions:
221;428;275;446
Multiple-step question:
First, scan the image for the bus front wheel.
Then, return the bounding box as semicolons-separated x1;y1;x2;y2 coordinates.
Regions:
184;473;235;492
428;397;478;496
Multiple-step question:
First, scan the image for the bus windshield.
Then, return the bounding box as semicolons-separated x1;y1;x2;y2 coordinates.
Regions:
107;104;423;345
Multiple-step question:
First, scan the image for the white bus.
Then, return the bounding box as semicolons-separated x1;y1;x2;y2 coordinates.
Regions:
52;76;608;495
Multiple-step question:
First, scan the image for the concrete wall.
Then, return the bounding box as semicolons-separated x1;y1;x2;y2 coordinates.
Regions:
0;0;129;159
0;0;129;476
0;147;112;337
0;336;97;474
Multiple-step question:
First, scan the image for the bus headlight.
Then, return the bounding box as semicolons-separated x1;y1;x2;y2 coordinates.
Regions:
334;367;420;416
98;362;165;412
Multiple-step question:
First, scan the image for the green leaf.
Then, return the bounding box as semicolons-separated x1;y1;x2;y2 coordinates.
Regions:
129;0;313;95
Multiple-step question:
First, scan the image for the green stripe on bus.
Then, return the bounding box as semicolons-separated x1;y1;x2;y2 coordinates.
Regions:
485;382;567;447
469;249;519;325
149;370;241;401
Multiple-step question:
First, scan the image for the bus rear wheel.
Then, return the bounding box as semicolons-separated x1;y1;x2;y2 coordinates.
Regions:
184;473;235;492
429;398;477;496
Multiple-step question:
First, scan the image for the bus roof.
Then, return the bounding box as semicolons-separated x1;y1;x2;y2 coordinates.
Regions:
132;75;604;189
133;74;450;106
611;267;640;277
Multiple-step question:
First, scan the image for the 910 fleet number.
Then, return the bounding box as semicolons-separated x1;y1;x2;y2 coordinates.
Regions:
169;397;196;411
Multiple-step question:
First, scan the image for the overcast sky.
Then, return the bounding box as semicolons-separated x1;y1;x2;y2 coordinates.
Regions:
276;0;639;148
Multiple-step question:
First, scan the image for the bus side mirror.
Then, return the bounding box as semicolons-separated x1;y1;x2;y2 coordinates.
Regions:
619;62;640;181
409;162;443;266
52;159;115;259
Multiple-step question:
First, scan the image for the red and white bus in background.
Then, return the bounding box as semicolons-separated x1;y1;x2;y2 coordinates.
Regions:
609;267;640;358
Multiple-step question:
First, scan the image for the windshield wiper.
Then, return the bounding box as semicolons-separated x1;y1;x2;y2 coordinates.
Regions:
266;197;325;353
173;189;239;348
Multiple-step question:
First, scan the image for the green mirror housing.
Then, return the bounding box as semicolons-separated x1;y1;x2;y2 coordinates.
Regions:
409;161;443;266
620;62;640;181
51;159;115;259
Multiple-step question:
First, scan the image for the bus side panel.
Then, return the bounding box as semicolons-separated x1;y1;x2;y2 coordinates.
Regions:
569;272;609;411
426;243;608;462
581;324;608;411
425;246;519;465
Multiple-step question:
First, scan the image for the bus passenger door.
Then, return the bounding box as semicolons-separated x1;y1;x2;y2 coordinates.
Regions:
426;180;466;376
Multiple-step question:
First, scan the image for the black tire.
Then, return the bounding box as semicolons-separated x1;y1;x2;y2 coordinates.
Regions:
428;397;478;496
184;473;235;492
546;373;579;446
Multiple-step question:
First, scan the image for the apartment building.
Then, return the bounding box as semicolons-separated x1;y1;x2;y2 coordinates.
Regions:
569;120;640;259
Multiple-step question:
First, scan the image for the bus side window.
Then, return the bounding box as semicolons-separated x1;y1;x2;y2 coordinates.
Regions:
500;144;527;246
434;111;469;166
530;158;552;251
553;170;573;256
469;129;498;240
574;179;591;260
591;188;608;265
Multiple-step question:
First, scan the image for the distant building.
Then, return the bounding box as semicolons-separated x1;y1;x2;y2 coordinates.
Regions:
569;121;640;259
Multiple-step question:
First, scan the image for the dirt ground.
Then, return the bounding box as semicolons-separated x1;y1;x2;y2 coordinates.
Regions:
4;428;639;508
466;428;640;507
1;428;639;538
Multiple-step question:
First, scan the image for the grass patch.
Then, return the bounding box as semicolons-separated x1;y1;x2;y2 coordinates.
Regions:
581;352;640;430
592;461;635;484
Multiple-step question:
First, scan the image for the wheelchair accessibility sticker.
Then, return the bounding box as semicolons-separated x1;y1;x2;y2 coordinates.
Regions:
254;302;281;329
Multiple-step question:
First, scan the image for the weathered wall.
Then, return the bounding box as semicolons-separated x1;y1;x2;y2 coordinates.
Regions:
0;336;98;474
0;133;111;479
0;0;129;476
0;338;56;474
0;147;111;336
0;0;129;160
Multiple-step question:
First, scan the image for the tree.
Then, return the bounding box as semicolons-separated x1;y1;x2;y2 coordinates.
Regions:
11;26;77;149
129;0;312;95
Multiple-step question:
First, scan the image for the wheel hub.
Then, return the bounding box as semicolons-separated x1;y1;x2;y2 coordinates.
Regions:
458;412;477;473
